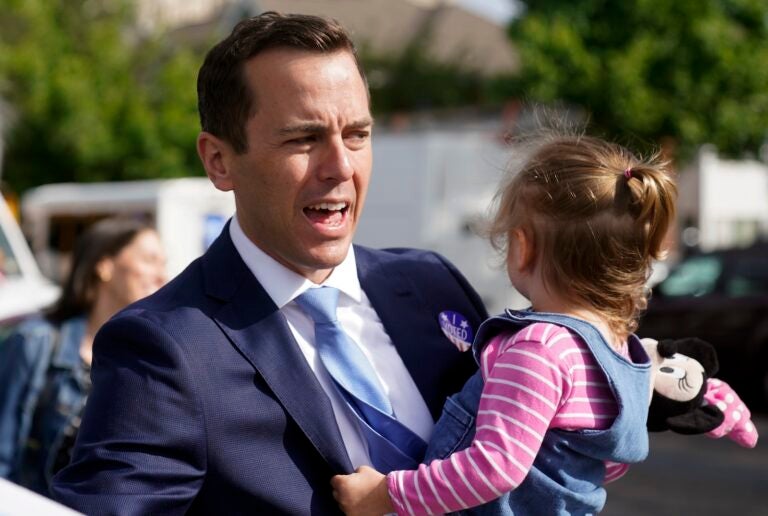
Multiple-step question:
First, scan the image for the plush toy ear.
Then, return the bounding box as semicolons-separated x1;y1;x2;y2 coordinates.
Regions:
663;404;725;434
656;339;679;359
662;338;719;376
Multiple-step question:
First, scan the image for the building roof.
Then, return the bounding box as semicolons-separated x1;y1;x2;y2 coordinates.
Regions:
144;0;518;75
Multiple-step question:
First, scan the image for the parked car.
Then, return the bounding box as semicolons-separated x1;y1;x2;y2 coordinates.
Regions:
21;178;234;282
0;196;59;334
638;243;768;411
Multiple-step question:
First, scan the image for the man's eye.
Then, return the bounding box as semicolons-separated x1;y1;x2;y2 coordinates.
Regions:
345;132;370;146
289;136;316;145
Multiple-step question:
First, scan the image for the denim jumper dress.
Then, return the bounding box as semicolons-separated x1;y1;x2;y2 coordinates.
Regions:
424;309;651;515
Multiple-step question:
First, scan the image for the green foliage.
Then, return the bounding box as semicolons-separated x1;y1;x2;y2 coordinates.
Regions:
0;0;204;192
510;0;768;158
359;21;518;116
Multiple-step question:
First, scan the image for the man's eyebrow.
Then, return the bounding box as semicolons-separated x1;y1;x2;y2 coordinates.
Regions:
278;122;325;136
278;118;374;135
348;117;375;130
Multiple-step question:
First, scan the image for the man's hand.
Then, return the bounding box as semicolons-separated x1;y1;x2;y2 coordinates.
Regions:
331;466;394;516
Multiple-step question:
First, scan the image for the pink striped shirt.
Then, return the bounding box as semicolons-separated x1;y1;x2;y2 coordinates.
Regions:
388;322;631;515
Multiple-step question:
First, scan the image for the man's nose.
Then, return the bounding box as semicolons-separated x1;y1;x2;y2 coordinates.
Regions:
317;137;354;182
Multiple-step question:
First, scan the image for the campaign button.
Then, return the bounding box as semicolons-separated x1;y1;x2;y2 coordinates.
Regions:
438;311;473;352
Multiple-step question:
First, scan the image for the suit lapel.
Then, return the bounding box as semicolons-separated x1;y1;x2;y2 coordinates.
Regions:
202;227;353;473
355;246;449;419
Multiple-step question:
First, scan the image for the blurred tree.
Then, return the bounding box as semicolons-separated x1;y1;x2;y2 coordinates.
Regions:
510;0;768;159
362;47;519;116
359;7;518;116
0;0;203;192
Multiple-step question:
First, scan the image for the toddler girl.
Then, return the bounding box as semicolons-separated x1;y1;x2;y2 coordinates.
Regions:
332;134;677;515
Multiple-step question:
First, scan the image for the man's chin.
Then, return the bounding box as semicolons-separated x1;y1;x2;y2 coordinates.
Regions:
306;252;350;272
291;244;352;281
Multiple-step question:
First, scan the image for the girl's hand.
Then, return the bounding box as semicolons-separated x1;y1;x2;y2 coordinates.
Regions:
331;465;394;515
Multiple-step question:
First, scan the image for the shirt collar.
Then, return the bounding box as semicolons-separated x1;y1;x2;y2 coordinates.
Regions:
229;215;362;308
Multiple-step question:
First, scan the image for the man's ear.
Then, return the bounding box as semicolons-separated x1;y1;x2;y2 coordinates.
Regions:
197;131;235;192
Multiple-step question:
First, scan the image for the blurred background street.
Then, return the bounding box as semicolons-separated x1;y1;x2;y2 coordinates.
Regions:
605;416;768;515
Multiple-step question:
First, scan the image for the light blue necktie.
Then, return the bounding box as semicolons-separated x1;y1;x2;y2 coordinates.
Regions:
295;287;426;472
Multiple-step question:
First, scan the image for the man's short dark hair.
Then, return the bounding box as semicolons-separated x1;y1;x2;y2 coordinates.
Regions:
197;11;367;154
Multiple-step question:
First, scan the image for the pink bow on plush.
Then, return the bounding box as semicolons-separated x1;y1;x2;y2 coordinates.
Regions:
703;379;758;448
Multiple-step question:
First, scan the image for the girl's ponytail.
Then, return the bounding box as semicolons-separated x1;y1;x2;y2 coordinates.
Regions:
489;134;678;342
624;160;677;261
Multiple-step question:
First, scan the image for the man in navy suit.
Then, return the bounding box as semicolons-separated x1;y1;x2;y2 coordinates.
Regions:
52;12;486;514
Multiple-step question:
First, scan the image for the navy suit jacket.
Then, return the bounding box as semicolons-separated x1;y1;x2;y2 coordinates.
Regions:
52;227;487;515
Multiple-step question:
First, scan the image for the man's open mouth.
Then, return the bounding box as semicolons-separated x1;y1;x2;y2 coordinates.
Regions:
303;202;349;227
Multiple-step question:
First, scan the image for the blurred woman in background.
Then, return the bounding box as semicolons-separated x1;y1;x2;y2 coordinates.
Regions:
0;217;166;495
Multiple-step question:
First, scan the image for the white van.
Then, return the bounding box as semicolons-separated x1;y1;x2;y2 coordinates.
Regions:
0;195;59;326
21;178;235;282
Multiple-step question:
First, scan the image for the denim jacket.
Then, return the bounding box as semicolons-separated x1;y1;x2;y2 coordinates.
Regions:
0;316;89;495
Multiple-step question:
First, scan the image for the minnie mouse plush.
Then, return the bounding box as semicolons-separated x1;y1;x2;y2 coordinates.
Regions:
642;338;758;448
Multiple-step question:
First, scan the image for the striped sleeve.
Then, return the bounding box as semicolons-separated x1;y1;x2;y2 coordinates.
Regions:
604;461;630;483
387;324;572;515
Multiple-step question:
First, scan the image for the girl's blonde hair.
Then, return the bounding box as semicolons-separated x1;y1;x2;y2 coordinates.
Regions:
490;134;677;340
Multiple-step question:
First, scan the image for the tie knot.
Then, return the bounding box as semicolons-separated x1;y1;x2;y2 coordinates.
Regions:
295;287;340;324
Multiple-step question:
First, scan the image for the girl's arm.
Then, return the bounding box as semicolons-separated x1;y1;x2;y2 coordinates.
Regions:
387;335;565;515
333;326;572;516
604;461;630;483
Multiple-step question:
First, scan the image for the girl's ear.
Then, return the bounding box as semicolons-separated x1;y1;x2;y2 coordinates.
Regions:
512;228;535;272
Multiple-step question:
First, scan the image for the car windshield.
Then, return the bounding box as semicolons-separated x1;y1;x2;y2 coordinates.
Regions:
657;255;722;297
725;254;768;297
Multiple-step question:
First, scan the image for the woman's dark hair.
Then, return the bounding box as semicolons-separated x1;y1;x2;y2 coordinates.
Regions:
47;217;154;323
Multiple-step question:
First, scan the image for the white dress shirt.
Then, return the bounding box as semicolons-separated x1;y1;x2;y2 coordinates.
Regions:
229;216;434;467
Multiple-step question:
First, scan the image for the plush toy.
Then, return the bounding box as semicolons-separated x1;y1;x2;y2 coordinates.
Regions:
642;337;724;434
642;338;758;448
702;378;758;448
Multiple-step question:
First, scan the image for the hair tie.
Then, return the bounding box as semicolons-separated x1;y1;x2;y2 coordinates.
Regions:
624;167;633;180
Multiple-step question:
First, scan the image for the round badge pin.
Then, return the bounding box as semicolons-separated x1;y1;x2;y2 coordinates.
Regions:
438;310;473;352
